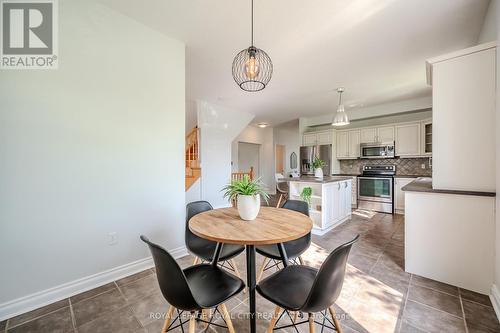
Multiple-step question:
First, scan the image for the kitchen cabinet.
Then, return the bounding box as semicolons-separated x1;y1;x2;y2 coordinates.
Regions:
302;130;333;146
288;179;352;235
395;123;421;157
360;126;395;143
395;177;414;214
336;130;360;159
348;130;360;158
303;133;318;146
421;120;432;156
335;132;349;158
360;128;377;143
377;126;395;143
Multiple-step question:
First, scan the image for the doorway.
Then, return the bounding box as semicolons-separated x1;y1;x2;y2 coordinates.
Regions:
275;144;285;175
238;142;260;177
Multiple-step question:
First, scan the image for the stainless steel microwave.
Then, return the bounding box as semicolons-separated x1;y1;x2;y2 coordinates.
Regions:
360;142;395;159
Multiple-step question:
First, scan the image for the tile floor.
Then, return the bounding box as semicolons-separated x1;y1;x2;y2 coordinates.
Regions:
2;211;499;333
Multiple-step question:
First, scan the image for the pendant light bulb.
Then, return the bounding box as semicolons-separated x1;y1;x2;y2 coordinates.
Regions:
245;48;260;79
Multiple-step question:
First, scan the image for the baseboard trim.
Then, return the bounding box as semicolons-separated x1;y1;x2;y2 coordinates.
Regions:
0;245;188;321
311;215;351;236
491;284;500;321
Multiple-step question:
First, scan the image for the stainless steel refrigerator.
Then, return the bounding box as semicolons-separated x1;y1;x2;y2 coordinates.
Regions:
300;145;332;175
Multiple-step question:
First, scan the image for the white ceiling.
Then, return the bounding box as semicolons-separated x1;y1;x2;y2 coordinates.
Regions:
100;0;490;126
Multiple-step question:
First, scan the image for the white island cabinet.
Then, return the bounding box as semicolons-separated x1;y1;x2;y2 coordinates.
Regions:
288;177;352;235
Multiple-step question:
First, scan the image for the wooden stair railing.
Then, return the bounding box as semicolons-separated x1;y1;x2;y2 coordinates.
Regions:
185;127;200;191
231;167;254;182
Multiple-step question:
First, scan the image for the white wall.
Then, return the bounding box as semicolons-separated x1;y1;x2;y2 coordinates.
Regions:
238;142;261;177
274;122;301;176
198;101;254;208
494;0;500;316
478;0;498;43
0;0;185;318
232;126;275;193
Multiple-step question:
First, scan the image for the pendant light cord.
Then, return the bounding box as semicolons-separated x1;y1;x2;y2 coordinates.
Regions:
251;0;254;46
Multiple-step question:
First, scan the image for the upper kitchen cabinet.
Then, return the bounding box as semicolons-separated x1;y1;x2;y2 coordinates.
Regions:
348;130;361;158
421;120;432;156
427;42;496;192
360;126;395;143
395;123;421;157
302;130;333;146
360;127;377;143
377;126;395;143
336;130;360;159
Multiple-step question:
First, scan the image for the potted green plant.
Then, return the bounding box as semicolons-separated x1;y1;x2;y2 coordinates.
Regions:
222;175;270;220
300;187;312;206
311;156;326;179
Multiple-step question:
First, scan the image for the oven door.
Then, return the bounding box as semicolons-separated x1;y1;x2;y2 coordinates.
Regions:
358;177;393;203
361;145;387;158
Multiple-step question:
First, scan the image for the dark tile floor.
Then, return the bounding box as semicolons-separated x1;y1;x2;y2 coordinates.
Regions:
3;211;500;333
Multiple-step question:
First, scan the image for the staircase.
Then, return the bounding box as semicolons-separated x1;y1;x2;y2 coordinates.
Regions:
185;127;201;191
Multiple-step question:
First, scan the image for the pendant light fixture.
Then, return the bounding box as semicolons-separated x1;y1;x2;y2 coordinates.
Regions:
232;0;273;92
332;87;350;126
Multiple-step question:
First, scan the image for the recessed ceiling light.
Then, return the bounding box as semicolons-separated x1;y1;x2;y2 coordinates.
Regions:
257;122;269;128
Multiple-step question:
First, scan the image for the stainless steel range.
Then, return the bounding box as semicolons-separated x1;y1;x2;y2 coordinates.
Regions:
358;165;395;214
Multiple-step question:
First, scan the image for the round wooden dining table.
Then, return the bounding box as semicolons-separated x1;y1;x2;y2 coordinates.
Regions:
189;206;313;333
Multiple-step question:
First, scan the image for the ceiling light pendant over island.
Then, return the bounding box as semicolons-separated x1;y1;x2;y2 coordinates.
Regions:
232;0;273;92
332;87;350;126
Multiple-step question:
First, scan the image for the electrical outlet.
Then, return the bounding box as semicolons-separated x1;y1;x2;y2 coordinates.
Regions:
421;164;426;169
107;232;118;245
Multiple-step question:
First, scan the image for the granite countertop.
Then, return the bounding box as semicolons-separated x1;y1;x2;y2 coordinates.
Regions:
402;178;496;197
288;176;353;183
394;175;430;178
332;174;430;178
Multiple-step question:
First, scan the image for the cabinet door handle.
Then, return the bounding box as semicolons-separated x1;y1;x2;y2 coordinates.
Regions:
338;183;340;190
344;182;348;188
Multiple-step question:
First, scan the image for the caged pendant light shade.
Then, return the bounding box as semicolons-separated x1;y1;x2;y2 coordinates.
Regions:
232;0;273;92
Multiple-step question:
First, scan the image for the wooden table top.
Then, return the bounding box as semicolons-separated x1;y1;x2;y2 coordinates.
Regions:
189;207;313;245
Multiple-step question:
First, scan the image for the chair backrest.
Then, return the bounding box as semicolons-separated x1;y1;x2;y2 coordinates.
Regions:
281;200;311;257
185;201;214;249
282;200;309;217
301;235;359;313
140;235;198;311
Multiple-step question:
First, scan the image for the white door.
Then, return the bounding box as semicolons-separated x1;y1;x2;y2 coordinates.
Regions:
343;181;352;217
395;178;414;213
377;126;395;143
336;132;349;159
303;133;317;146
317;131;332;145
332;182;342;223
395;123;421;156
360;128;377;143
348;130;360;158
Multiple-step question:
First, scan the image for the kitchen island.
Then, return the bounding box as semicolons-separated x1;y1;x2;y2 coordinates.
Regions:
288;176;352;235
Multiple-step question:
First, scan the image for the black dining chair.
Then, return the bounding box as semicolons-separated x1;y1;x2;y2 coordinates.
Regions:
256;200;311;282
186;201;245;279
140;235;245;333
257;235;359;333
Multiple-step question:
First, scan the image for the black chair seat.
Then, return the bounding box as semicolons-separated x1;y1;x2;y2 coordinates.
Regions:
257;265;318;311
184;264;245;308
256;243;305;261
188;239;245;262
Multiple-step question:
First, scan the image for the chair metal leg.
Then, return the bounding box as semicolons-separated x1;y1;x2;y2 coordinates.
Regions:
328;306;343;333
257;257;269;282
193;257;199;265
220;303;235;333
188;312;196;333
161;305;176;333
267;306;282;333
276;194;283;208
201;308;209;328
308;313;315;333
298;256;304;265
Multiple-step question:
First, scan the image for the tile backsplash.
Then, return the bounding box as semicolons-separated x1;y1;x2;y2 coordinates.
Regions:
339;157;432;176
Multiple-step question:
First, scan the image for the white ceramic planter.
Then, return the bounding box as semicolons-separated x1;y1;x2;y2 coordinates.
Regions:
314;167;324;179
237;194;261;221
